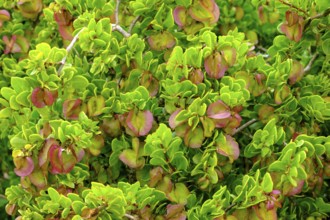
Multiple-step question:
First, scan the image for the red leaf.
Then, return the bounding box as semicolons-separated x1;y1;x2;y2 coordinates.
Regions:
39;138;59;167
63;99;82;120
207;100;231;119
173;6;187;27
59;149;77;173
126;110;154;136
204;52;228;79
14;156;34;177
49;144;63;174
28;168;47;189
31;87;46;108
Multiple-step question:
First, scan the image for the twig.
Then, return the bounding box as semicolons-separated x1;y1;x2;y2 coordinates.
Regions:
233;118;258;135
128;16;140;33
124;213;137;220
304;53;318;72
225;202;237;212
115;0;121;25
57;27;86;74
112;24;131;37
278;0;308;17
310;8;330;20
305;8;330;28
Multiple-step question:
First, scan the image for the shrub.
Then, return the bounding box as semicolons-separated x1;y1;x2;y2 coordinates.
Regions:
0;0;329;219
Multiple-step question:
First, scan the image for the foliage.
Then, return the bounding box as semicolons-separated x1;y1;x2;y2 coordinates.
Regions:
0;0;329;219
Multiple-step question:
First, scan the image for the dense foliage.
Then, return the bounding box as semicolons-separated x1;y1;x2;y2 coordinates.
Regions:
0;0;330;219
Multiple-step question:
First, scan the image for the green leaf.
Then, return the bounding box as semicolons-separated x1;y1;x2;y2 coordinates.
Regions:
1;87;16;101
11;77;30;93
0;107;11;118
48;187;60;201
72;201;85;214
268;161;286;172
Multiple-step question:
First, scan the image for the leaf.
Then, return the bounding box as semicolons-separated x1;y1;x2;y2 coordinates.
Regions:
11;77;30;93
72;201;85;215
48;187;60;201
14;156;34;177
119;149;144;168
207;100;231;119
261;173;273;193
126;110;154;136
268;161;286;172
0;107;11;118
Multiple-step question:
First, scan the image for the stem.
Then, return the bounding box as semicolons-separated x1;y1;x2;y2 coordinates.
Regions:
124;213;137;220
115;0;121;25
57;27;86;75
233;118;258;135
278;0;308;16
304;53;318;72
310;8;330;20
112;24;131;37
129;16;140;33
225;203;237;212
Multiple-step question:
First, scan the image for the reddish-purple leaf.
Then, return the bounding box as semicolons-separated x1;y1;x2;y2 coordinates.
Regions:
59;149;77;173
14;156;34;177
189;0;220;24
216;135;240;162
31;87;46;108
63;99;82;120
207;100;231;119
280;11;304;42
204;52;228;79
126;110;154;136
49;144;63;174
169;109;183;129
28;168;47;189
0;10;10;27
75;148;85;162
173;6;187;27
39;138;59;167
43;89;55;106
286;180;304;196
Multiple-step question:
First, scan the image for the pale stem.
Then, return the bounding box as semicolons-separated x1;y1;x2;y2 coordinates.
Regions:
112;24;131;37
304;53;318;72
115;0;121;24
124;213;137;220
233;118;258;135
58;27;86;75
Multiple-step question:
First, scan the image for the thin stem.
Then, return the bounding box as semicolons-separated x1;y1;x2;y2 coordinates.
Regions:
233;118;258;135
128;16;140;33
310;8;330;20
225;202;237;212
278;0;308;16
124;213;137;220
304;53;318;72
112;24;131;37
58;27;86;75
115;0;121;25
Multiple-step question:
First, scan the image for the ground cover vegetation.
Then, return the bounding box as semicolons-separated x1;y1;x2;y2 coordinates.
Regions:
0;0;329;219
